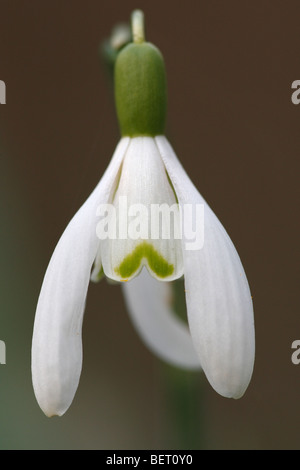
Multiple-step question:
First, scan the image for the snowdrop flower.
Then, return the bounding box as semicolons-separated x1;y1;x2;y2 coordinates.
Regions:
32;10;255;417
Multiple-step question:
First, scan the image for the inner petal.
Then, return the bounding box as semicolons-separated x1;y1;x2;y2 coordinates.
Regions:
100;137;184;282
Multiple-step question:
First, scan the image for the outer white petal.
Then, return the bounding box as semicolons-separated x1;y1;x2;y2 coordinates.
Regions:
32;137;130;417
122;268;200;369
156;136;255;399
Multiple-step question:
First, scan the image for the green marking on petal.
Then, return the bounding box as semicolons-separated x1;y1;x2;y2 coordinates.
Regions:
115;241;174;279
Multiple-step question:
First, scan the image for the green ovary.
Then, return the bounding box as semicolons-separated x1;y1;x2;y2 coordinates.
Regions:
115;241;174;279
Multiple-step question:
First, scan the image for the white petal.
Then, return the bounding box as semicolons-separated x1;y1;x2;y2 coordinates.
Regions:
156;136;255;399
32;137;130;416
122;268;201;369
101;137;183;282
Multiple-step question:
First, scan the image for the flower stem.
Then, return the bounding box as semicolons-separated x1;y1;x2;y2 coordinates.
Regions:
159;279;207;449
160;366;207;449
131;10;145;44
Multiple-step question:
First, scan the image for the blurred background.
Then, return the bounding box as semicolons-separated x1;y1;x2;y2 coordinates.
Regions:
0;0;299;449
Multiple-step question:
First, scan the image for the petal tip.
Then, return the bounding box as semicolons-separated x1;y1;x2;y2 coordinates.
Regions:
206;369;253;400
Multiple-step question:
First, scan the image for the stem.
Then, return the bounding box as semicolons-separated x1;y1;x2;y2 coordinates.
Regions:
161;366;207;449
161;280;206;449
131;10;145;44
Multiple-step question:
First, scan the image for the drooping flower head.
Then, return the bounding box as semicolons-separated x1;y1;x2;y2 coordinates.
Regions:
32;10;255;417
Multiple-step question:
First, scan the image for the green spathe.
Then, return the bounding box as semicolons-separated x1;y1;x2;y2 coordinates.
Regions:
115;241;174;279
114;42;167;137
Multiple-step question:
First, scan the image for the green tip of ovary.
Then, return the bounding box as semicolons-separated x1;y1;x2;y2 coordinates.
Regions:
115;241;174;279
114;42;167;137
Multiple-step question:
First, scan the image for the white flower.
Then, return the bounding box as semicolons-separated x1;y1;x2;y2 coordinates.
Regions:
32;10;255;417
32;135;255;417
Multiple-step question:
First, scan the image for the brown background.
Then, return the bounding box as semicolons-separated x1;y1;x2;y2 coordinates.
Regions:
0;0;299;449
